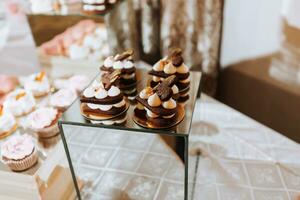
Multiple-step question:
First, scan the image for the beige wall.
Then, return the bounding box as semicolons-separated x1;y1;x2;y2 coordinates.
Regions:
221;0;283;67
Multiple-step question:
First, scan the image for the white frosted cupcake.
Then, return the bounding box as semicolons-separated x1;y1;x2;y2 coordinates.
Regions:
27;107;60;138
3;89;36;117
24;72;50;97
49;89;77;111
0;106;17;139
1;134;38;171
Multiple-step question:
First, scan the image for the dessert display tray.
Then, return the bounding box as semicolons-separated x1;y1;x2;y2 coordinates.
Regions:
59;68;201;199
0;89;78;200
61;69;201;136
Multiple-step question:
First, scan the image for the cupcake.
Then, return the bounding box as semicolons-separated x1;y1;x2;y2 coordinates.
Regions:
49;89;77;111
24;72;51;98
1;134;38;171
100;49;137;100
80;70;128;125
3;89;36;117
0;106;17;139
27;107;60;138
135;75;181;128
149;48;190;103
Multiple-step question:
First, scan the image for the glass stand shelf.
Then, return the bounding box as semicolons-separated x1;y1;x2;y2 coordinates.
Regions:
59;68;201;200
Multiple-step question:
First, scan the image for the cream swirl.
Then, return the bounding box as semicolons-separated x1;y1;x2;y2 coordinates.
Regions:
1;134;35;160
176;63;189;74
123;60;134;69
147;93;161;107
172;85;179;94
145;108;159;118
164;62;177;74
162;98;176;109
104;56;115;68
24;72;50;97
3;89;36;117
50;89;77;108
108;86;120;97
28;107;58;130
139;87;152;99
0;109;16;133
87;99;126;111
153;60;164;72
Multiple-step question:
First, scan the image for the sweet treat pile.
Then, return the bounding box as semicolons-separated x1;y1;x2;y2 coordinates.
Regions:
101;50;137;100
23;71;51;98
40;20;109;61
1;134;38;171
3;89;36;117
149;48;190;103
0;106;17;139
80;70;128;125
27;107;60;138
135;75;180;127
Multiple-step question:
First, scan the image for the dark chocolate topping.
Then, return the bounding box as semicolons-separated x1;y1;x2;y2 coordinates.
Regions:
152;75;176;101
172;56;184;67
101;69;121;90
136;96;176;116
80;93;124;105
114;49;134;61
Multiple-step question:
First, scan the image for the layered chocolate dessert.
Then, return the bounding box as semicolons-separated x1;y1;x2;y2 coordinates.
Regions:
80;70;128;125
100;50;137;100
135;75;182;127
149;48;190;103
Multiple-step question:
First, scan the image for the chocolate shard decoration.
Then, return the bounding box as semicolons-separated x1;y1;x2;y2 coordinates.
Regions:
172;55;183;67
153;75;177;101
167;48;182;59
102;69;121;90
114;49;134;61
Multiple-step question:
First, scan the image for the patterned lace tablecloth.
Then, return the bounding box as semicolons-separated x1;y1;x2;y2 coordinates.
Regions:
189;94;300;200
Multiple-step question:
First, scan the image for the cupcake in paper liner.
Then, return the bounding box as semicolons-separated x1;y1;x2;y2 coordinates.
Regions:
1;134;38;171
3;89;36;117
27;107;60;138
23;71;51;98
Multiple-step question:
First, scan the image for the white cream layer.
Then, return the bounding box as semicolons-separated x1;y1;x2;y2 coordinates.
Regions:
87;99;126;111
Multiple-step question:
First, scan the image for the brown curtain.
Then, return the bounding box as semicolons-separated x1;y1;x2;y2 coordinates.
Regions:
105;0;223;96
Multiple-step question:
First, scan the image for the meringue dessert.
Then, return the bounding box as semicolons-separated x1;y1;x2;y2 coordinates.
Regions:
24;72;51;98
101;49;137;100
149;48;190;103
1;134;38;171
135;75;183;128
53;75;90;94
0;106;17;139
80;70;128;125
49;89;77;111
27;107;60;138
3;89;36;117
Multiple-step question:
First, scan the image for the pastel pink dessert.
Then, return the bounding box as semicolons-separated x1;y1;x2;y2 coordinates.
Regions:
27;107;60;138
0;75;18;95
49;89;77;111
53;75;90;93
1;134;38;171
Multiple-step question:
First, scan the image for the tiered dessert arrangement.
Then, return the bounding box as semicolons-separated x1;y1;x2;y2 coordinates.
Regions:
101;49;137;100
149;48;190;104
80;70;129;125
134;75;184;128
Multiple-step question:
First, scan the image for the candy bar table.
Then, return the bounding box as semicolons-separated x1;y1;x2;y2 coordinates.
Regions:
59;69;201;200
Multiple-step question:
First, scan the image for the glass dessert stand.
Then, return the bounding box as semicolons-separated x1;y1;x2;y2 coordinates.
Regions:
59;69;201;200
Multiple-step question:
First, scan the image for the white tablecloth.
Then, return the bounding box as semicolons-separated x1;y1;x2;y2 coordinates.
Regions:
189;94;300;200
